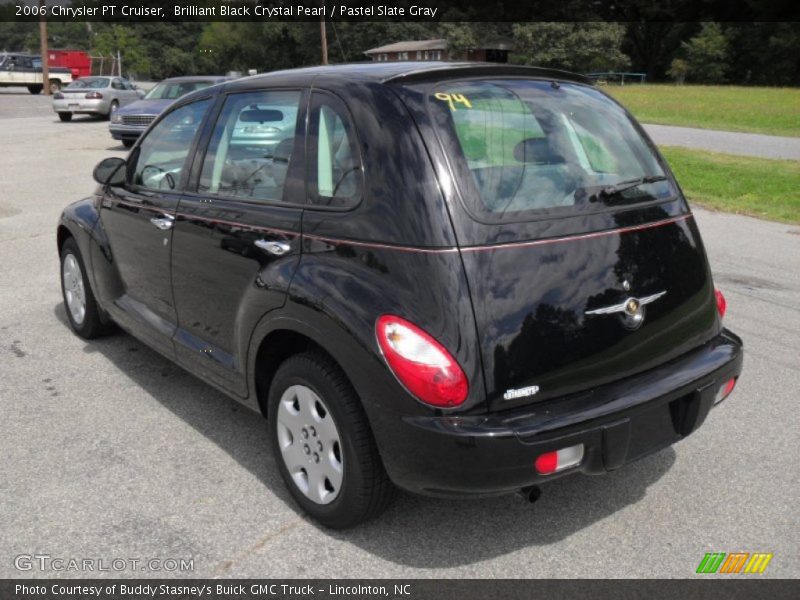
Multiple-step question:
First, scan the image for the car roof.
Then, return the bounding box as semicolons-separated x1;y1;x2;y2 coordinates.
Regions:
161;75;231;83
225;61;591;90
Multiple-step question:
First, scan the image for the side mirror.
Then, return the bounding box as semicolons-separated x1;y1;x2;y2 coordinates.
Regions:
93;157;127;186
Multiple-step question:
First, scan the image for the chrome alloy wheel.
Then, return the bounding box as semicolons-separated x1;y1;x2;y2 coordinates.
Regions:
276;385;344;505
62;253;86;325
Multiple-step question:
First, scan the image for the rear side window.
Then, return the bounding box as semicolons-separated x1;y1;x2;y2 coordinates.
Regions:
429;80;675;222
198;90;301;203
307;92;362;209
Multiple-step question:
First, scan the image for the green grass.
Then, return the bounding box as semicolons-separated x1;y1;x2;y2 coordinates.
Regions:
661;146;800;223
607;84;800;137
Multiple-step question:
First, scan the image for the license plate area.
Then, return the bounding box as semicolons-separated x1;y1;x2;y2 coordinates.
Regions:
68;104;79;110
625;400;684;463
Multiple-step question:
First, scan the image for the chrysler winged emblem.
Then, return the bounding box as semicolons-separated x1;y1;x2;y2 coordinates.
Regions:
585;291;666;330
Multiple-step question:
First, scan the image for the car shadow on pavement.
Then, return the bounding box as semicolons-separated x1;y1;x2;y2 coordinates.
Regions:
54;304;676;569
53;116;105;124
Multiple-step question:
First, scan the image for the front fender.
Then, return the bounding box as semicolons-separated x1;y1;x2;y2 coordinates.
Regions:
58;196;102;291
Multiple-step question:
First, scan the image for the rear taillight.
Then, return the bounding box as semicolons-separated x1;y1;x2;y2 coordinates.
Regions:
85;91;103;99
376;315;468;408
715;287;727;319
53;92;64;99
535;444;585;475
715;377;737;404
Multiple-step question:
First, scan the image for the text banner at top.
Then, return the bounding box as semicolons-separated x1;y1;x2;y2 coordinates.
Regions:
3;0;800;23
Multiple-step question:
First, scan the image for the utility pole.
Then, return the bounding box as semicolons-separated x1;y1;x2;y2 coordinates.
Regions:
38;0;50;95
320;16;328;65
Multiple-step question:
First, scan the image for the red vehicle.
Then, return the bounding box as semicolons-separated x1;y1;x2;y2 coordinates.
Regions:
47;50;91;79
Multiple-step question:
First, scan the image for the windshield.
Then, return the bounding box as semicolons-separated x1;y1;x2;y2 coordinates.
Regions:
145;81;215;100
66;78;110;89
429;79;675;221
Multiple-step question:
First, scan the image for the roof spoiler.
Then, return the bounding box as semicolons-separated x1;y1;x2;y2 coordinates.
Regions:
382;64;592;86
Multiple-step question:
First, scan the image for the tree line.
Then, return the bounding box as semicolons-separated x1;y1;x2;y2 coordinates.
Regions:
1;21;797;85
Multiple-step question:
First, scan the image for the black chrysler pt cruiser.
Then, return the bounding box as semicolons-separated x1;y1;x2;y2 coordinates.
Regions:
57;63;743;528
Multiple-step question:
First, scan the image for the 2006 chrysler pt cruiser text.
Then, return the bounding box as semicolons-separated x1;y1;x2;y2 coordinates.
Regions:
56;63;743;528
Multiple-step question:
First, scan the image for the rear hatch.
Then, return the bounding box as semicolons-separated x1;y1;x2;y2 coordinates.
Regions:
421;77;720;412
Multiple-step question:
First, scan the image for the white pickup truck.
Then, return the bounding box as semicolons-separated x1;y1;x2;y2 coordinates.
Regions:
0;53;73;94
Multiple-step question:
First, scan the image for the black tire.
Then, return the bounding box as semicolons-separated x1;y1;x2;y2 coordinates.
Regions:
49;79;61;94
58;112;72;122
59;238;113;339
27;85;43;95
267;352;395;528
122;139;134;148
106;100;119;120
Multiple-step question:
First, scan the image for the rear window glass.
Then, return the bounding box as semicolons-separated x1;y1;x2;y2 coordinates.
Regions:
429;80;675;222
67;78;110;89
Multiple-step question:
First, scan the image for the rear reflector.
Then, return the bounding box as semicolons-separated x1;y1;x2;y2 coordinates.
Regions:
715;287;727;319
715;377;737;404
535;444;584;475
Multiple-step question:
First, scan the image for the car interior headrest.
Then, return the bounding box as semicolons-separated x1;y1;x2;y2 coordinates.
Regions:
240;109;284;123
513;137;566;165
272;138;294;163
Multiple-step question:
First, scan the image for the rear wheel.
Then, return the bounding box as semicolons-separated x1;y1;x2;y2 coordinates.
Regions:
27;85;42;95
58;112;72;122
60;238;112;339
268;352;395;528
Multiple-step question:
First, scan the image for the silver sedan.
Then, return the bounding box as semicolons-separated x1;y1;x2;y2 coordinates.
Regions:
52;76;144;122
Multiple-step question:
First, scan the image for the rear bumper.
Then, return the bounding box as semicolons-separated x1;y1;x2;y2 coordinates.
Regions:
52;98;109;114
380;329;743;497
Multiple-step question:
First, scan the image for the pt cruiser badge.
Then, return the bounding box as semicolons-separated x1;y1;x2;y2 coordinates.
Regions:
585;291;667;330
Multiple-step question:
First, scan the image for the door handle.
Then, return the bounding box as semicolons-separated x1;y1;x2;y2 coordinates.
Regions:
149;214;174;230
255;239;291;256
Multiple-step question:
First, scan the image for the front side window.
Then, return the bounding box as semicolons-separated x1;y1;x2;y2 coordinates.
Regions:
429;79;674;222
307;92;362;208
198;90;301;203
131;99;210;191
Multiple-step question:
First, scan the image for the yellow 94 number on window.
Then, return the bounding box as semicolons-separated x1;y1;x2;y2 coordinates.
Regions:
434;92;472;111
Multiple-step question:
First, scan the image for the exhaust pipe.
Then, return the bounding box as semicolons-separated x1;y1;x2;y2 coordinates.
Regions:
517;485;541;504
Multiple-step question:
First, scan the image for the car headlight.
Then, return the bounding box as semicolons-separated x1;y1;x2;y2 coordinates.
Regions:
111;113;123;124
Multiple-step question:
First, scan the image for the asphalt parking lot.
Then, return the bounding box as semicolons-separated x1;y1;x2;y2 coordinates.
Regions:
1;89;798;579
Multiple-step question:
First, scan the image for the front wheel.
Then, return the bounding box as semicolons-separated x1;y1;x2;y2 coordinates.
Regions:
49;79;61;94
268;353;395;528
58;112;72;122
106;100;119;120
60;238;112;339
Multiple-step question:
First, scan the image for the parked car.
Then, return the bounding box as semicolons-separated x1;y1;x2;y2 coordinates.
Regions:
52;76;144;122
0;52;72;94
110;76;231;148
57;63;743;528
